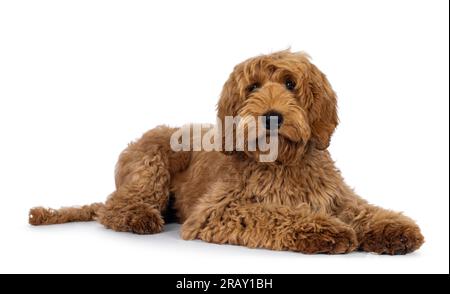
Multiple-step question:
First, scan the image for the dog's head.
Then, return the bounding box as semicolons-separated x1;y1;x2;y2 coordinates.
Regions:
217;50;338;164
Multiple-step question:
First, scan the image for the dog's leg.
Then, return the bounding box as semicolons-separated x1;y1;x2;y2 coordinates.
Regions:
96;150;169;234
97;126;190;234
180;185;358;254
338;201;424;254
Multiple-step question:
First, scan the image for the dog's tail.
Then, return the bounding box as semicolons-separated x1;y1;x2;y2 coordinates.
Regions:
28;203;104;226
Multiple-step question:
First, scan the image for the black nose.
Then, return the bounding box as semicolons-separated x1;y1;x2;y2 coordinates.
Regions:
263;111;283;130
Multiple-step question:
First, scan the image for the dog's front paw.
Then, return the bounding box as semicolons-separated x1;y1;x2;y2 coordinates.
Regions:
292;219;358;254
359;218;424;255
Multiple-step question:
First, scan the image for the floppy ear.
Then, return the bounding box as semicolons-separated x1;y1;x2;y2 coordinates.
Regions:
216;71;243;155
308;63;339;150
217;72;241;121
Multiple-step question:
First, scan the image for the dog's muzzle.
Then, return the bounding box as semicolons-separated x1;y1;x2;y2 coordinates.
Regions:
263;111;283;130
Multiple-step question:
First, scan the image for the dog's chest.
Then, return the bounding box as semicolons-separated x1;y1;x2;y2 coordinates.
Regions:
242;165;334;210
244;169;304;205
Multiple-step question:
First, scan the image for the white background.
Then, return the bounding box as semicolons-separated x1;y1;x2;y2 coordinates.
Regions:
0;0;448;274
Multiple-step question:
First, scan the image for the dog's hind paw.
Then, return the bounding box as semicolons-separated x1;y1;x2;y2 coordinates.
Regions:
98;203;164;235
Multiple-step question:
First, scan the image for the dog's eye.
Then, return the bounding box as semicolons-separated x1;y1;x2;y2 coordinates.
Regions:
285;79;296;91
247;83;260;93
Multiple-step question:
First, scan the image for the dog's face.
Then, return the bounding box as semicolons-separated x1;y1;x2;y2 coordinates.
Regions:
217;50;338;164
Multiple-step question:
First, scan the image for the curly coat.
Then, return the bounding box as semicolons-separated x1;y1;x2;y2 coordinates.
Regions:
29;50;424;254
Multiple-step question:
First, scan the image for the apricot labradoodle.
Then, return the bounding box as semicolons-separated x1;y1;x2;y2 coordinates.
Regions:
29;50;424;254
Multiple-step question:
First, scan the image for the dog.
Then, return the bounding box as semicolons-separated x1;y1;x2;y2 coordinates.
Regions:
29;50;424;254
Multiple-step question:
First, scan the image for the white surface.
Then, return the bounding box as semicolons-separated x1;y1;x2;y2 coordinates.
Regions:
0;0;448;274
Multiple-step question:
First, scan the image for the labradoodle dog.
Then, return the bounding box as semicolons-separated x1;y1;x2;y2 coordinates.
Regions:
29;50;424;254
